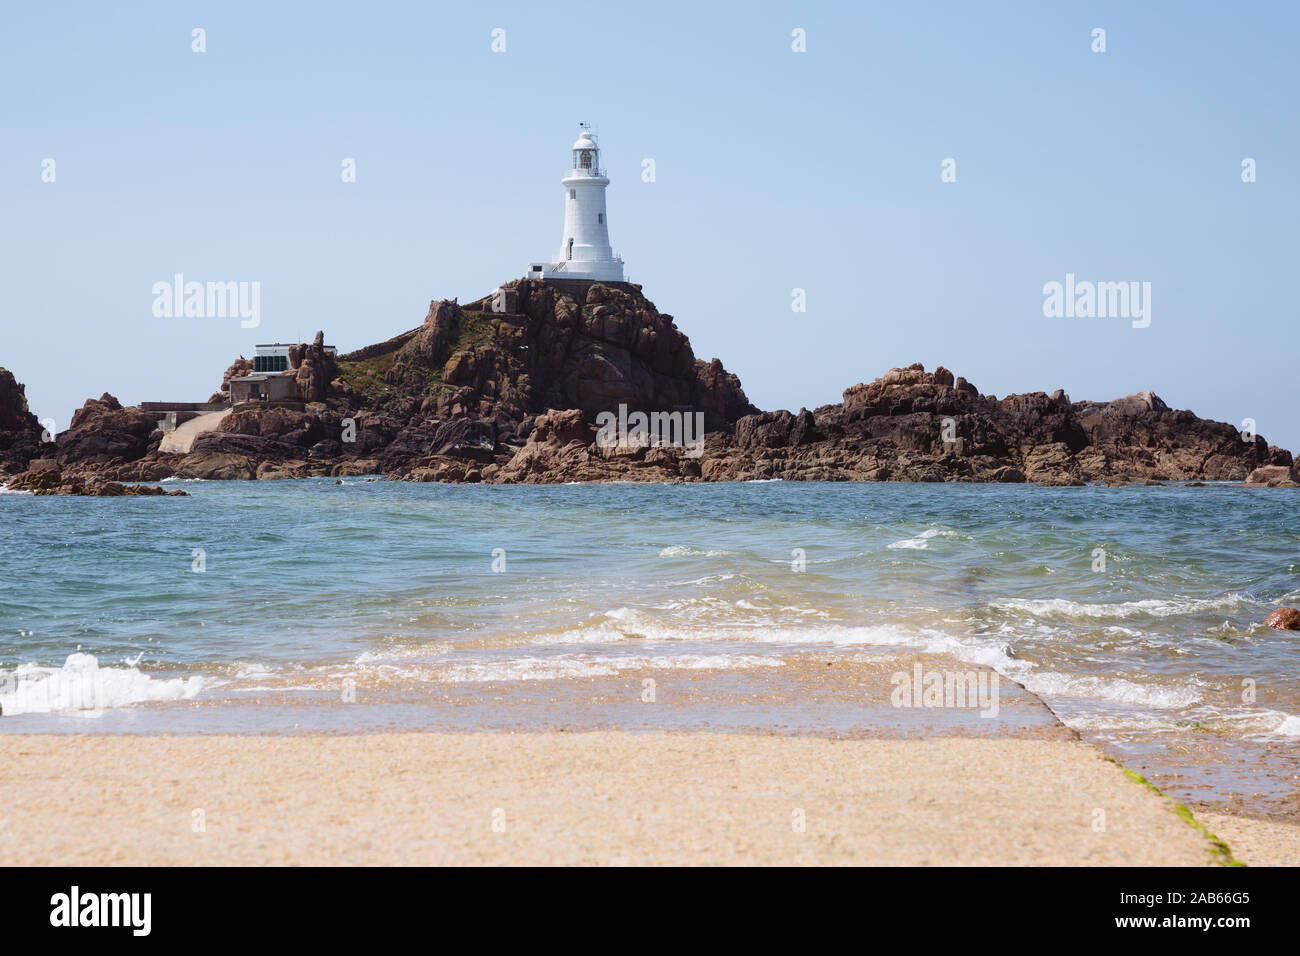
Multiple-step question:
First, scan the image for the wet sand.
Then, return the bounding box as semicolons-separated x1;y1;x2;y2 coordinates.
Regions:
4;653;1067;737
1196;812;1300;867
0;731;1232;866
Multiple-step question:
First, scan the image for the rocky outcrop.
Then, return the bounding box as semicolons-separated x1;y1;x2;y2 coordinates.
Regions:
667;364;1280;485
483;364;1286;486
56;394;159;466
491;407;702;484
290;331;337;403
0;367;44;472
1245;464;1300;488
34;277;1295;488
311;279;756;480
377;281;757;432
174;451;257;481
3;459;186;496
217;408;335;448
219;357;252;394
1074;392;1288;482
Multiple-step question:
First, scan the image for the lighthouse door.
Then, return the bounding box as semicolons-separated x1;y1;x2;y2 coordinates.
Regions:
567;238;573;260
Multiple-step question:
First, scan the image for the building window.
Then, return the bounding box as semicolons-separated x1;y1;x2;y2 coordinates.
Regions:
253;355;288;373
580;150;592;169
598;213;603;224
569;189;576;200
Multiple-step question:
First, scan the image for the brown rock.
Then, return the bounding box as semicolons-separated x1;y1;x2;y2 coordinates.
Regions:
293;331;337;403
256;460;312;480
1265;608;1300;630
176;451;256;481
56;394;159;465
219;357;252;393
530;408;590;447
6;463;64;492
1245;465;1299;488
5;462;186;496
0;367;45;471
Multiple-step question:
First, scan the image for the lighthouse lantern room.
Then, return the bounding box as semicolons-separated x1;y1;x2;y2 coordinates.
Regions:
529;125;625;282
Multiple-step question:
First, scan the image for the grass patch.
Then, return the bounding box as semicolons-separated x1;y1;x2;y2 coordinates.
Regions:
336;348;406;407
456;311;500;350
334;308;507;411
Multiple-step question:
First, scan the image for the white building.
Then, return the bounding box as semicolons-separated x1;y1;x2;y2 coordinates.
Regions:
529;125;625;282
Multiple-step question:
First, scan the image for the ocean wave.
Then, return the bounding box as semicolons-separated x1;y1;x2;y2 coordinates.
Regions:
1059;713;1186;733
658;545;733;557
552;608;941;649
988;595;1248;620
673;573;737;586
354;644;453;663
887;527;964;550
1017;672;1201;709
0;652;205;716
431;652;785;683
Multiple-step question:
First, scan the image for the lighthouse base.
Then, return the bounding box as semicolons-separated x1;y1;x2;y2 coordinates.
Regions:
528;259;625;283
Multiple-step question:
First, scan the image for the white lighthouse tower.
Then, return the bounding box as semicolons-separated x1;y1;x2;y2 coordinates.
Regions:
528;125;625;282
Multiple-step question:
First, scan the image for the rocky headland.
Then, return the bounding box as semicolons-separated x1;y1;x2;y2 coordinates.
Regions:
1;278;1295;490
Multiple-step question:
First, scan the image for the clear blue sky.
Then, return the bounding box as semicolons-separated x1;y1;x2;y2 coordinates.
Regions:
2;1;1297;449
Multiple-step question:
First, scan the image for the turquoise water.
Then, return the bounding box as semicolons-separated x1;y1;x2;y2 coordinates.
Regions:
1;479;1298;748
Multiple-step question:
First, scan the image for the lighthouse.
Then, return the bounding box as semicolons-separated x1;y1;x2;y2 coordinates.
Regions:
528;125;625;282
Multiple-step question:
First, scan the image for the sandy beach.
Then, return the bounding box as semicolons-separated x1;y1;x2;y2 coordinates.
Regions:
3;653;1295;866
0;730;1253;866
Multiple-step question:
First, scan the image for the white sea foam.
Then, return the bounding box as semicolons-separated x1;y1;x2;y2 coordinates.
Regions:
1016;672;1201;709
231;662;280;679
486;603;1224;718
1059;713;1185;734
658;545;732;557
673;573;736;587
432;653;784;683
989;595;1248;620
556;609;942;650
887;528;964;550
353;644;453;664
888;528;942;550
1271;713;1300;736
0;653;205;716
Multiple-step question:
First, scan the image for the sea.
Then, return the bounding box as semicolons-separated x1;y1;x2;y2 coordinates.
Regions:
2;478;1296;815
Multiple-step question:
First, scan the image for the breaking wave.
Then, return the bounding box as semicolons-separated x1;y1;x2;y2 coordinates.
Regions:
0;653;205;717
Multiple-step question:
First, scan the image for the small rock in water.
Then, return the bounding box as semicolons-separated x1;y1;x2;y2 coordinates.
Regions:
1265;607;1300;630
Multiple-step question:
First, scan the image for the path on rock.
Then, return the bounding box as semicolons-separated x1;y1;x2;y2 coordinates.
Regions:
158;409;231;455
